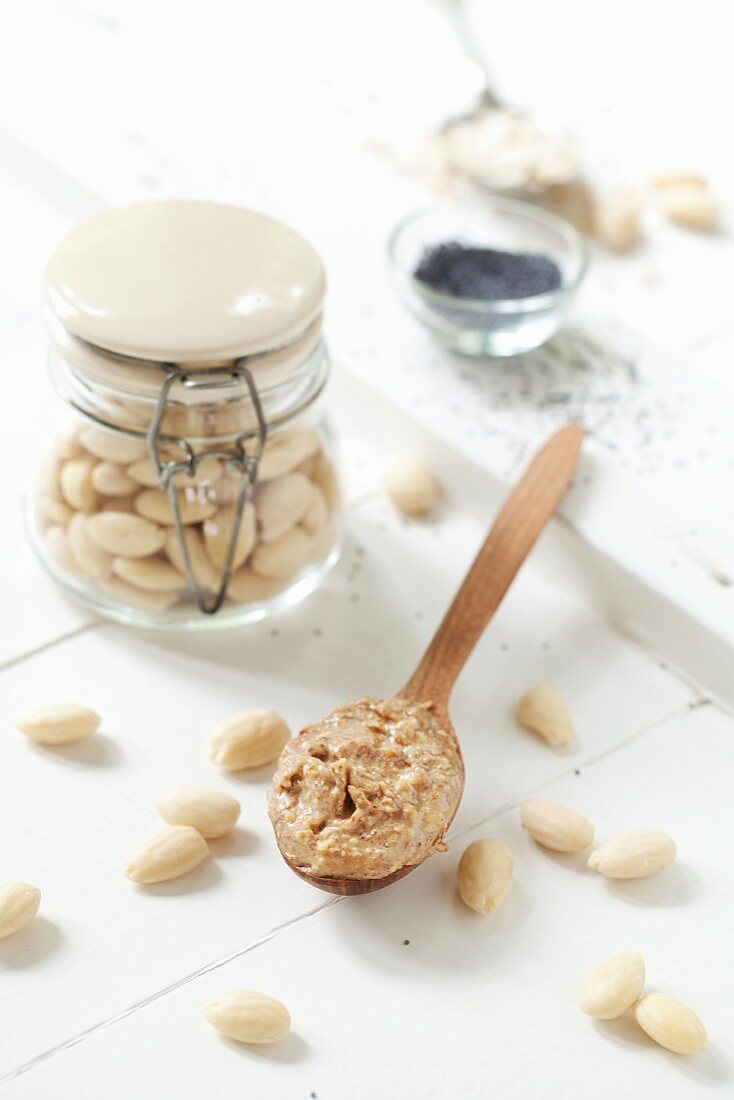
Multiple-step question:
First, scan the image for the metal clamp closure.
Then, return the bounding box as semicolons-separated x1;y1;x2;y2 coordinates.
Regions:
146;361;267;614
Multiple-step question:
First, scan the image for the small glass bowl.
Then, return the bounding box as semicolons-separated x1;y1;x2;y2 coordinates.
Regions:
388;197;588;357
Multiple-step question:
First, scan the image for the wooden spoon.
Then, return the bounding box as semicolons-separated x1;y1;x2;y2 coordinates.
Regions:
279;423;583;895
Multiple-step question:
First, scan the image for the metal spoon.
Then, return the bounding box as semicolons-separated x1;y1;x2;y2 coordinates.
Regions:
273;424;583;895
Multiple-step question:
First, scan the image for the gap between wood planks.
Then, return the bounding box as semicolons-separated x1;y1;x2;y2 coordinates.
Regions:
0;696;712;1087
0;621;102;674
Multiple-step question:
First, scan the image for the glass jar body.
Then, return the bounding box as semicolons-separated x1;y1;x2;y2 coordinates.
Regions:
28;341;342;629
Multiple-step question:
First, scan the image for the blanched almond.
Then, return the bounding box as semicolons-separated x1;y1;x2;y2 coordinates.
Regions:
516;685;573;747
68;513;114;579
520;799;593;852
127;456;222;489
312;451;340;510
258;429;320;480
0;882;41;940
634;993;707;1055
205;990;290;1044
156;786;240;838
135;488;216;526
251;527;312;579
112;555;184;592
209;709;291;771
98;576;178;612
87;512;166;557
60;457;99;512
45;525;79;574
594;190;641;252
126;457;164;489
384;456;438;517
457;838;513;914
588;830;676;879
38;497;73;526
79;428;147;463
91;462;138;497
256;472;313;543
580;952;645;1019
301;484;329;534
125;826;208;884
165;528;221;593
226;567;283;604
203;503;256;570
17;702;101;745
653;175;717;230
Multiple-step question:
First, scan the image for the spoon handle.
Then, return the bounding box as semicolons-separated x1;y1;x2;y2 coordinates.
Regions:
400;423;583;712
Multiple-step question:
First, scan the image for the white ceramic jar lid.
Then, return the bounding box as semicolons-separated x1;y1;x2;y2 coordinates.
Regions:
44;201;326;363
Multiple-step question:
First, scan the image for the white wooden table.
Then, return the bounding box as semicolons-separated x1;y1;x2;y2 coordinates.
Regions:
1;3;733;1096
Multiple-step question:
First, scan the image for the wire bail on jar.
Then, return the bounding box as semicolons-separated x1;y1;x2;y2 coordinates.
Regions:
146;361;267;614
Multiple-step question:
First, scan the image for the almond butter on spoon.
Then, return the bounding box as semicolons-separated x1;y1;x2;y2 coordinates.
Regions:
268;425;583;895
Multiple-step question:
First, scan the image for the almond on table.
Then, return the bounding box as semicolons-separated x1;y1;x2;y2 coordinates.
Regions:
516;685;574;748
124;826;209;884
587;829;676;879
579;951;645;1019
17;702;101;745
634;992;707;1055
156;787;240;839
520;799;593;852
383;456;439;518
457;838;513;914
0;882;41;940
204;990;290;1045
209;710;291;772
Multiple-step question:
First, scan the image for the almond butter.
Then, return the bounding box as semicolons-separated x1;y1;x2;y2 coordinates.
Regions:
457;837;513;914
156;787;240;839
17;702;101;745
634;993;707;1055
520;798;593;852
124;826;208;884
516;685;573;748
580;951;645;1019
209;709;291;771
588;830;676;879
0;882;41;940
205;990;290;1044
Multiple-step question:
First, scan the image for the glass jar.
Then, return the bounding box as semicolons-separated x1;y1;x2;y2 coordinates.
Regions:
29;201;342;629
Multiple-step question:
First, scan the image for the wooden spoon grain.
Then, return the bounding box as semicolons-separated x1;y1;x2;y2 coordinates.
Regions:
281;423;584;895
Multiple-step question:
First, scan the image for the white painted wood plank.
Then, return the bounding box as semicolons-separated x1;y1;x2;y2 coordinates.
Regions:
0;487;692;1077
4;703;731;1098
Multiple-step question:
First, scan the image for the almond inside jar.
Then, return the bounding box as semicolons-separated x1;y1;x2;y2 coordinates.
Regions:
267;697;463;879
